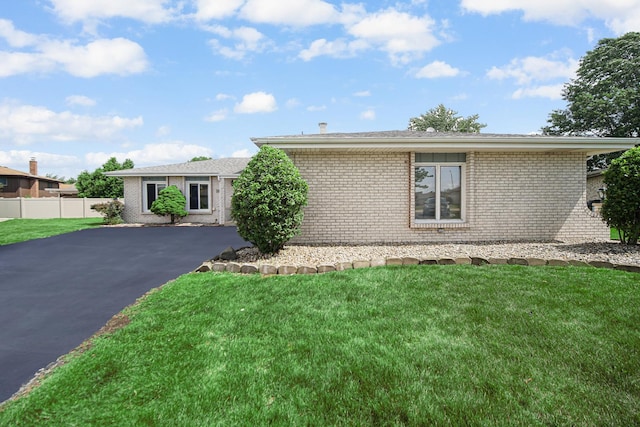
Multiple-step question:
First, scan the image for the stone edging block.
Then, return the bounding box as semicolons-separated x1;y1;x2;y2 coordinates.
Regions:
195;255;639;276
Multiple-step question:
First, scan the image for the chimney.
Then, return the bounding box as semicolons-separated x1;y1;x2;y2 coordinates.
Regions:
29;157;37;176
318;122;327;134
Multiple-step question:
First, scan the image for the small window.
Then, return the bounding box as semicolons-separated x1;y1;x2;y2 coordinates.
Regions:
186;177;210;211
0;177;7;186
414;154;465;223
142;177;167;212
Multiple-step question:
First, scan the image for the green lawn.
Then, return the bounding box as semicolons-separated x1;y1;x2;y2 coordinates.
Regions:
1;265;638;426
0;218;102;246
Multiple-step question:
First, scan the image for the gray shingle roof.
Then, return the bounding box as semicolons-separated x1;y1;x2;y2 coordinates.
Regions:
105;157;251;177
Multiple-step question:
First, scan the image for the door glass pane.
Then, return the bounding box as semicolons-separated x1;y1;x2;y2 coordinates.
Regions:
440;166;461;219
199;184;208;209
189;184;198;209
415;166;436;220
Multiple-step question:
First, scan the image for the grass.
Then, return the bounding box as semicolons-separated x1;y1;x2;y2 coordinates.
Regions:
1;265;638;425
0;218;102;246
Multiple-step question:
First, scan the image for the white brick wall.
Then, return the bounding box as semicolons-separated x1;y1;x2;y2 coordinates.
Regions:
289;150;609;244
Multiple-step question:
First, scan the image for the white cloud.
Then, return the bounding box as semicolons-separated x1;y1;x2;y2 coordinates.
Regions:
48;0;177;25
0;150;80;174
0;21;149;78
512;84;565;100
307;105;327;112
285;98;301;108
346;9;440;64
353;90;371;97
487;53;578;100
0;100;143;145
360;109;376;120
156;125;171;137
460;0;640;34
239;0;339;26
487;54;578;85
207;25;269;59
231;148;254;158
205;108;228;122
195;0;244;21
215;93;234;101
299;38;367;61
85;142;214;168
66;95;97;107
0;19;41;47
415;61;460;78
234;92;277;114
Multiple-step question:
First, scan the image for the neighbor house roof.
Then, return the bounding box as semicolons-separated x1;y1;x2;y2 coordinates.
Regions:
105;158;251;177
0;166;63;183
252;131;636;156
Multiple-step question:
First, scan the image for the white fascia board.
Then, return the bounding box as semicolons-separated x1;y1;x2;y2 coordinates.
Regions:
251;136;636;154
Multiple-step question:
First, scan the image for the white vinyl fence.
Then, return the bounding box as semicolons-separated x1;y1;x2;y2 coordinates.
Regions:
0;198;115;219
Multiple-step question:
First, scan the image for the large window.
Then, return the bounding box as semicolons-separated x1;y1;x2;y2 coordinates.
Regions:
186;177;209;211
142;177;167;212
414;153;465;222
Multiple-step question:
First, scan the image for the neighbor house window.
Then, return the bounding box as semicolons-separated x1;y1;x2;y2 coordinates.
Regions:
414;153;465;222
142;177;167;212
186;177;210;211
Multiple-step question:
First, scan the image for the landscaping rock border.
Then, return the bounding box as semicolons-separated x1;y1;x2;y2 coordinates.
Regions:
195;256;640;275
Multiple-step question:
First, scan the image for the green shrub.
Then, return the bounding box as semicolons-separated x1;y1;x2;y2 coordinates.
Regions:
91;200;125;225
150;185;188;224
601;146;640;244
231;146;308;254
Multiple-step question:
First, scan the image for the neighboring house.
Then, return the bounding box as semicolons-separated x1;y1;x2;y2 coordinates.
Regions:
106;158;250;225
252;129;636;244
0;159;62;198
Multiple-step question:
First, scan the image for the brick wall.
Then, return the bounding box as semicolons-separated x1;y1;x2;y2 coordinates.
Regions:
122;176;222;224
288;150;609;244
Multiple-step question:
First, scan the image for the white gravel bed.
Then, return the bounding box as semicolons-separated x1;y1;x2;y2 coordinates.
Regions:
234;240;640;267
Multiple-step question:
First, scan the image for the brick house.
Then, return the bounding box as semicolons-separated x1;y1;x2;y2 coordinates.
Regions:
252;129;635;244
0;159;62;198
106;158;250;224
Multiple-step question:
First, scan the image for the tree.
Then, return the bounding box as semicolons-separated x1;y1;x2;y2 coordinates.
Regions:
600;147;640;245
150;185;188;224
189;156;212;162
542;32;640;170
76;157;134;198
231;145;308;254
408;104;486;133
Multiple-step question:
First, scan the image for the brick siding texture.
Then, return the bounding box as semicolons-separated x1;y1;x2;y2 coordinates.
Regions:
289;151;609;244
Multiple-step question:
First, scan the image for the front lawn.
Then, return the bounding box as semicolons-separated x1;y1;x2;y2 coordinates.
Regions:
0;218;102;245
1;265;638;425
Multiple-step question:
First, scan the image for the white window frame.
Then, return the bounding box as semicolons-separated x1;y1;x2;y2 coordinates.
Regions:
142;177;167;212
186;177;211;212
414;155;466;225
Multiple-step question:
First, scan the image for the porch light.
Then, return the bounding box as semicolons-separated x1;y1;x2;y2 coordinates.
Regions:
598;188;605;200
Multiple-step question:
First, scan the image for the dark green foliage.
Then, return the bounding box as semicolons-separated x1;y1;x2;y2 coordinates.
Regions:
91;200;125;225
76;157;134;198
601;147;640;244
231;145;308;254
189;156;212;162
150;185;188;224
409;104;486;133
542;32;640;169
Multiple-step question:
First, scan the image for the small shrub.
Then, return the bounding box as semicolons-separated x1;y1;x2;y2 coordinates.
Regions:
150;185;188;224
231;145;308;254
601;146;640;244
91;200;125;225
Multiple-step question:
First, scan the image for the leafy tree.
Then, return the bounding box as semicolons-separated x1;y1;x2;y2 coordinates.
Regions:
231;145;308;254
76;157;134;198
408;104;486;133
600;147;640;245
542;32;640;170
91;200;125;225
189;156;212;162
150;185;188;224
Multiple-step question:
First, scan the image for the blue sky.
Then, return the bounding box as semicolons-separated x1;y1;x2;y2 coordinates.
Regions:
1;0;638;178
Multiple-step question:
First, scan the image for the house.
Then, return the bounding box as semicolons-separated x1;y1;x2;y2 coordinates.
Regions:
106;158;250;224
251;128;636;244
0;159;62;198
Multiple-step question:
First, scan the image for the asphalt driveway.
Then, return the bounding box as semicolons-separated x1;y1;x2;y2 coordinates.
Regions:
0;226;249;403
